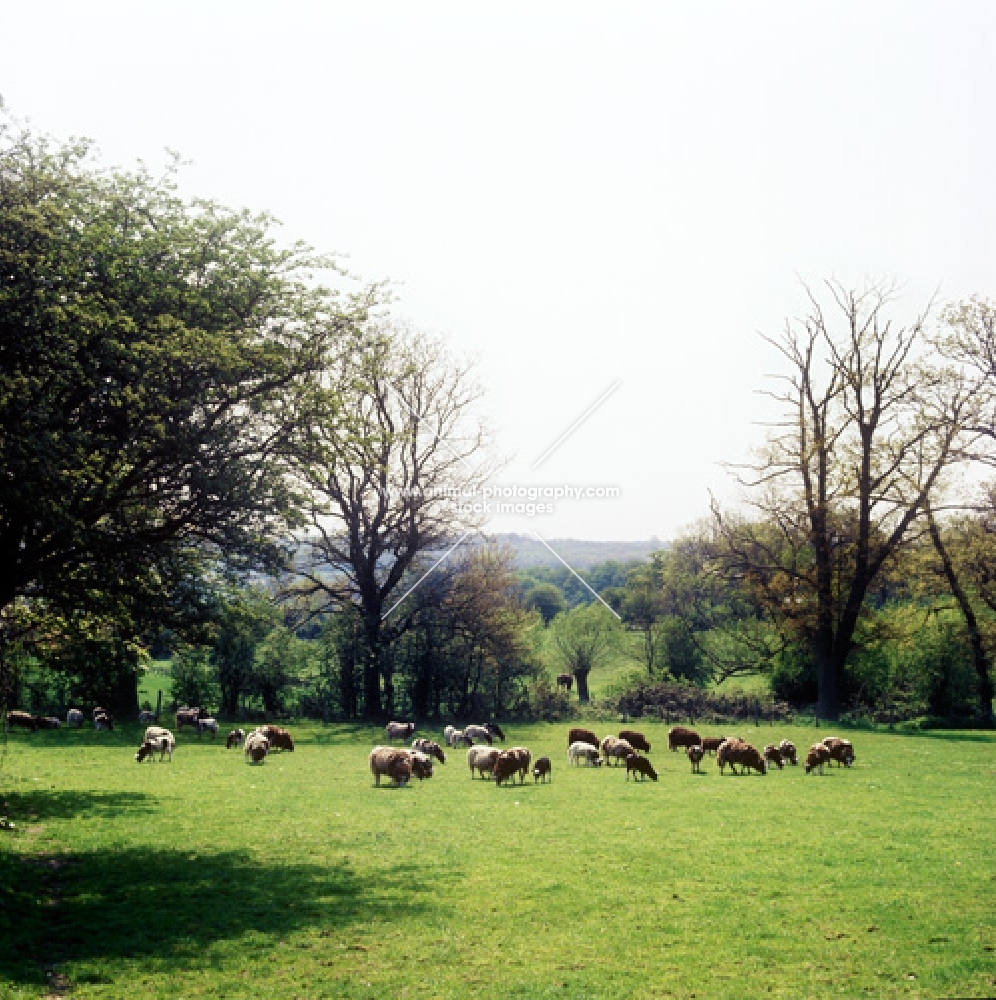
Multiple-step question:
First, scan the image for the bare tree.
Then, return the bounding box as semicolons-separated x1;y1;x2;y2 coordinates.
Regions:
713;281;972;720
290;323;496;717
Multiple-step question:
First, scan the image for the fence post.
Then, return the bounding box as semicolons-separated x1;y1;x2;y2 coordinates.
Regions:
754;699;759;727
155;689;162;722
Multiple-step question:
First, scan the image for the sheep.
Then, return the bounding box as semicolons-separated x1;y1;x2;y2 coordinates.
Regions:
716;737;766;775
369;746;411;787
701;736;727;755
245;732;270;765
779;740;798;765
823;737;855;768
626;753;659;781
556;673;573;691
484;722;506;742
66;709;83;728
94;711;114;731
258;725;294;752
226;728;246;749
467;745;502;779
687;745;705;773
386;720;416;742
805;743;831;775
412;738;446;763
6;711;38;732
443;725;457;746
36;716;61;729
92;706;109;722
619;730;651;753
138;710;157;724
494;747;531;786
452;730;475;747
175;707;204;731
532;757;552;783
135;732;174;762
568;727;600;750
763;744;784;770
462;724;493;745
410;751;434;781
196;717;219;739
144;725;173;743
668;726;701;752
600;736;636;767
568;741;603;767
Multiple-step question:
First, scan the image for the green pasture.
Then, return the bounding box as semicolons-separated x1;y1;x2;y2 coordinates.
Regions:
1;721;994;999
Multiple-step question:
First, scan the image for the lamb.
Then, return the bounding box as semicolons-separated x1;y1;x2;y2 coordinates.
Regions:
568;741;603;767
258;725;294;751
94;711;114;731
196;717;219;739
568;727;600;750
619;730;651;753
716;737;767;775
6;710;38;732
532;757;552;783
668;726;701;752
494;746;531;786
600;736;636;766
467;745;502;779
687;745;705;773
805;743;831;775
484;722;506;742
779;740;798;765
556;672;573;691
66;709;83;728
701;736;727;755
135;732;175;762
625;753;659;781
369;746;412;786
138;710;157;724
462;724;493;745
226;729;246;749
412;738;446;763
386;720;416;742
823;737;855;768
763;744;784;770
245;732;270;765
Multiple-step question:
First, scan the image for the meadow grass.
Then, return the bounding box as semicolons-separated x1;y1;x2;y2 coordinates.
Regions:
1;720;994;999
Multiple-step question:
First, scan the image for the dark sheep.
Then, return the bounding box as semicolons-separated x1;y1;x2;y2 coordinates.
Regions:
619;729;651;753
568;727;600;750
668;726;701;752
532;757;552;783
626;753;659;781
687;745;705;773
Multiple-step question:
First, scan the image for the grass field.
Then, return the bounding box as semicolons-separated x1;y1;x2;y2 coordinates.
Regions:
1;720;994;999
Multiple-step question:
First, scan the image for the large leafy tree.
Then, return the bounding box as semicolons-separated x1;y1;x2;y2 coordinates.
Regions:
0;115;363;706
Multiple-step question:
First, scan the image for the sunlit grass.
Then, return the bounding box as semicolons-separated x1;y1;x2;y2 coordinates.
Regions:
1;721;994;998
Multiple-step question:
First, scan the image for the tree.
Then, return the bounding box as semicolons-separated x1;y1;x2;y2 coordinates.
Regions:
524;582;567;624
714;282;971;720
550;602;624;704
0;113;363;703
291;325;495;718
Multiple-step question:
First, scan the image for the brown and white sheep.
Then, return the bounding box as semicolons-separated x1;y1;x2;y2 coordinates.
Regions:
700;736;727;755
369;746;412;786
805;743;831;774
619;729;651;753
668;726;702;752
822;737;855;767
6;710;38;732
600;736;636;767
94;711;114;731
763;744;784;770
568;741;603;767
258;725;294;751
386;720;416;742
484;723;506;742
567;727;600;750
245;732;270;765
532;757;552;783
467;745;502;779
556;673;573;692
687;745;705;773
462;725;493;745
779;740;798;765
410;751;434;781
196;717;219;739
66;709;83;728
144;725;173;743
412;738;446;763
626;753;659;781
716;737;766;775
494;747;531;786
226;729;246;749
135;733;174;762
175;707;205;731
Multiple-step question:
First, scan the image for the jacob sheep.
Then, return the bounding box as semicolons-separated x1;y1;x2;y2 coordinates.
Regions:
258;725;294;751
467;745;502;779
369;746;412;786
568;727;600;750
687;745;705;773
226;729;246;749
462;725;493;745
668;726;701;752
568;741;603;767
484;722;506;742
6;711;38;732
197;717;219;739
717;737;766;775
135;732;174;762
175;707;204;731
494;747;531;786
779;740;798;765
823;737;855;767
66;709;83;728
245;732;270;765
619;730;651;753
601;736;636;766
532;757;552;783
626;753;659;781
805;743;831;775
763;744;784;770
386;720;416;742
700;736;727;755
144;725;172;743
412;738;446;763
410;751;434;781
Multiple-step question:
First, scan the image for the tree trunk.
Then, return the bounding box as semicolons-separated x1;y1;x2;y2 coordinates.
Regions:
574;667;591;705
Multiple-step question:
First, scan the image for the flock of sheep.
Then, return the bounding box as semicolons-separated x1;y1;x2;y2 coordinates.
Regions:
6;707;857;784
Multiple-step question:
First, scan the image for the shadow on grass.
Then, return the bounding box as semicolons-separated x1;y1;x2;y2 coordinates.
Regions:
0;789;156;821
0;845;447;987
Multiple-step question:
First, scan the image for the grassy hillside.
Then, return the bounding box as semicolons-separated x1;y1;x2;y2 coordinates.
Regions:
1;721;994;998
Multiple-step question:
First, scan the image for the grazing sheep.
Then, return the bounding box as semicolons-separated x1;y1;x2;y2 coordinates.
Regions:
600;736;636;767
556;673;573;692
175;707;204;731
484;722;506;742
144;725;173;743
369;746;412;786
805;743;831;775
443;725;457;746
668;726;701;752
532;757;552;783
135;733;174;762
568;727;600;750
494;747;531;786
258;725;295;751
467;745;502;779
92;706;109;721
568;741;603;767
196;717;219;739
463;724;493;745
138;710;157;724
700;736;727;755
763;744;784;770
779;740;798;765
66;709;83;728
412;738;446;764
716;737;766;775
94;711;114;731
687;745;705;773
36;716;61;729
226;729;246;749
6;710;38;732
823;737;855;768
626;753;659;781
619;730;651;753
386;720;416;742
410;751;434;781
245;732;270;765
452;730;474;747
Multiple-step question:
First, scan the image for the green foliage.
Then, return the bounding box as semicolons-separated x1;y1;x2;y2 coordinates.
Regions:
170;646;219;711
550;602;626;704
523;581;567;624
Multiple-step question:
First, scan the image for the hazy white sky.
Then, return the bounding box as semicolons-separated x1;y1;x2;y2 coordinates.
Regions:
3;2;994;541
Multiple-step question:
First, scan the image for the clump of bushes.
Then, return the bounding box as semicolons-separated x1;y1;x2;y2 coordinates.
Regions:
613;679;793;724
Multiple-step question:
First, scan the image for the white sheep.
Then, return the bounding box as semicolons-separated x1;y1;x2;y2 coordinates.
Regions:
66;709;83;728
467;745;502;778
196;717;219;739
569;741;603;767
462;724;493;745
